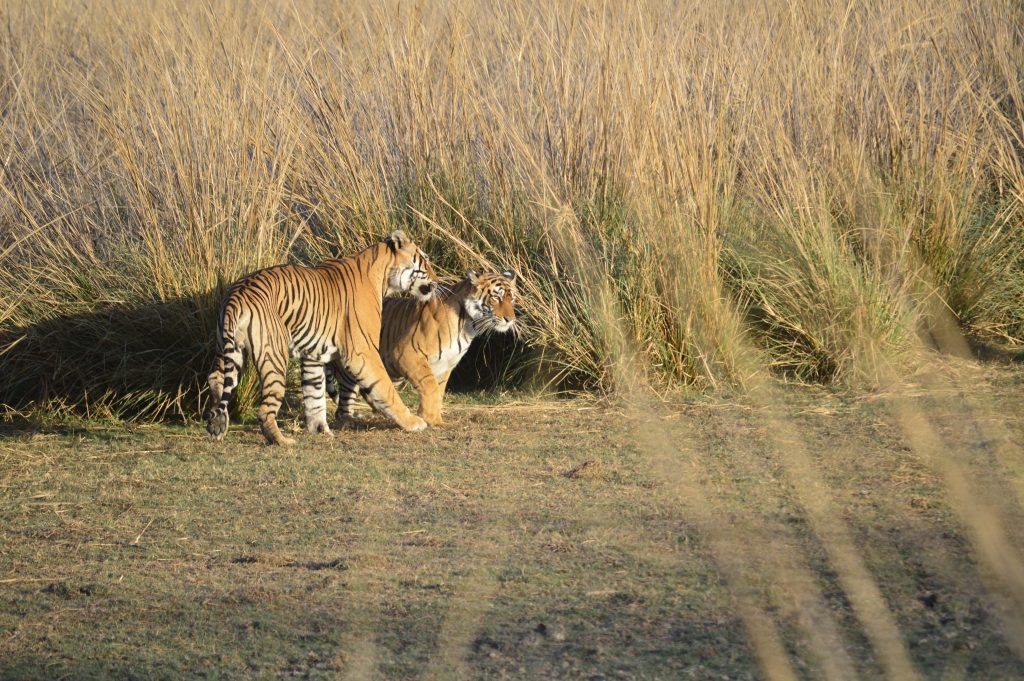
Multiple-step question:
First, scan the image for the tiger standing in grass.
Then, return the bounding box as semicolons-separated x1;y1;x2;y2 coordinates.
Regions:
205;230;437;445
326;270;518;428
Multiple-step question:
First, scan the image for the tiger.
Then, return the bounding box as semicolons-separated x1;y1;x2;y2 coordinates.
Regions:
205;230;437;445
326;269;518;428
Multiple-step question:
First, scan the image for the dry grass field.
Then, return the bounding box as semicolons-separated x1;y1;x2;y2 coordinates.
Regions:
2;0;1024;678
2;0;1024;413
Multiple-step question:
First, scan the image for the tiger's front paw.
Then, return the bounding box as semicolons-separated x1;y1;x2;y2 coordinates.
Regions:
417;407;444;427
402;416;428;433
260;421;296;446
335;414;362;430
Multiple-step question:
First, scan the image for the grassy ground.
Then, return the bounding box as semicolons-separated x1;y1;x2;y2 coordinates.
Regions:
2;367;1024;680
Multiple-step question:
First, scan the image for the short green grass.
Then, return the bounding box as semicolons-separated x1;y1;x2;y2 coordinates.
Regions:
2;368;1024;679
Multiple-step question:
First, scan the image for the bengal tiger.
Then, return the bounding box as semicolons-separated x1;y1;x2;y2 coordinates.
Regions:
326;270;518;427
205;230;437;445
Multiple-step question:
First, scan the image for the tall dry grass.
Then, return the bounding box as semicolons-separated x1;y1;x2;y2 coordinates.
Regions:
1;0;1023;418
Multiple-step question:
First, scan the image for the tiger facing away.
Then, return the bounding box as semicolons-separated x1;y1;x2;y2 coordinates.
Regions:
205;230;437;445
326;270;518;428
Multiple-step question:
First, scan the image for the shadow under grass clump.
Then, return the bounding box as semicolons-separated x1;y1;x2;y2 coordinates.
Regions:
0;282;534;426
968;338;1024;364
0;293;222;421
446;325;533;393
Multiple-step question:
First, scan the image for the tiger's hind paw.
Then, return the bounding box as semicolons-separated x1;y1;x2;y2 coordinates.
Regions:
206;412;228;441
306;418;332;437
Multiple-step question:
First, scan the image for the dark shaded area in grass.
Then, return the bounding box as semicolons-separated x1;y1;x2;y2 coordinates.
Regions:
0;294;219;420
446;325;533;392
0;288;530;425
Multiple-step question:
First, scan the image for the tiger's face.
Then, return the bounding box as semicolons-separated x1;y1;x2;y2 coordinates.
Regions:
464;270;518;334
385;230;437;301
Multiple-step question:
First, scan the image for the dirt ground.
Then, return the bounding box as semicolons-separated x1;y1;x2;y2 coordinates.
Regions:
2;365;1024;680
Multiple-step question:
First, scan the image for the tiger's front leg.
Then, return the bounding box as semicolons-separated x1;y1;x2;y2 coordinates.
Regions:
300;357;332;436
434;370;454;426
406;361;445;427
345;352;427;432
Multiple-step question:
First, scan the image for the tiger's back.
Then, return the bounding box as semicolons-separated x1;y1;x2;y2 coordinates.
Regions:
220;260;376;364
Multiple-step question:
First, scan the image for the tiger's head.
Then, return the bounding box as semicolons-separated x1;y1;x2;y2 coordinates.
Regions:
462;270;518;334
384;230;437;301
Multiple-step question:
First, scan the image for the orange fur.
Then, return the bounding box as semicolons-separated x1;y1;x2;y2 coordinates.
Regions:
329;270;517;427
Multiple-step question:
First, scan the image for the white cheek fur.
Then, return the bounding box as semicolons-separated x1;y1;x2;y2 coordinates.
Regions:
386;268;408;294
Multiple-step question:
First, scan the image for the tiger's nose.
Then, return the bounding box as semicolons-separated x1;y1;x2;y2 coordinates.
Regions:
419;282;435;296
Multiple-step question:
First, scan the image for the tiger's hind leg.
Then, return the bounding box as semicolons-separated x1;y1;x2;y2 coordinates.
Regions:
301;357;332;436
206;346;243;441
254;337;295;446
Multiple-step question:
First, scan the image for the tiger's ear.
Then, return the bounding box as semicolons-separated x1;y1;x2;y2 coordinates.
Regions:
385;229;406;253
501;269;517;284
466;269;480;283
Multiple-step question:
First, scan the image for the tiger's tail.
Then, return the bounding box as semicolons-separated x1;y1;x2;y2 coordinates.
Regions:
206;297;248;441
